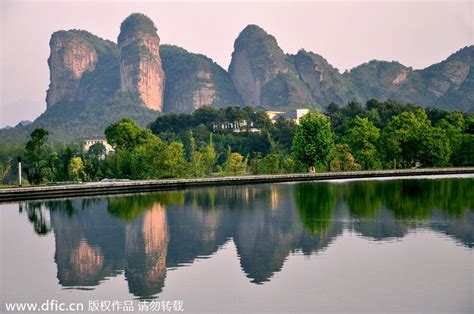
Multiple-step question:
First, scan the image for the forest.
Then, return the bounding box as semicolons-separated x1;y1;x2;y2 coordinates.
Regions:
0;99;472;186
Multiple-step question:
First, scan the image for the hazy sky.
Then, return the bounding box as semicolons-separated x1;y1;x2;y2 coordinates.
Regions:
1;0;473;127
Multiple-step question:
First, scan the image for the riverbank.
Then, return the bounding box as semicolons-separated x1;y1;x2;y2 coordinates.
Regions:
0;167;473;203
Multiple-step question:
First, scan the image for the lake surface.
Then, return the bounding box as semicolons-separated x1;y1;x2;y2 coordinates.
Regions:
1;175;473;313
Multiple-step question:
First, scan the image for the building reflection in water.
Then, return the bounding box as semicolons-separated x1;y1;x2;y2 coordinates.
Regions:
21;177;473;299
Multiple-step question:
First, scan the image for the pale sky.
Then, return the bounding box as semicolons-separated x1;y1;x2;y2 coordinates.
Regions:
1;0;473;127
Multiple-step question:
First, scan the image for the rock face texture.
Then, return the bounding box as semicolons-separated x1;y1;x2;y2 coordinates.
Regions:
347;60;415;101
420;46;474;112
12;17;471;144
291;50;359;106
260;73;314;109
161;45;242;113
46;31;97;107
346;46;474;111
118;13;165;111
229;25;298;108
46;30;120;108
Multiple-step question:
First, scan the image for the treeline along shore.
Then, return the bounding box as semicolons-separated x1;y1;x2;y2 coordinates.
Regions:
0;99;473;189
1;168;473;203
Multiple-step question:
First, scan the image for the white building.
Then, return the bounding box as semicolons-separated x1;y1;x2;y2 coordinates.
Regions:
83;139;114;156
295;109;310;125
265;109;310;125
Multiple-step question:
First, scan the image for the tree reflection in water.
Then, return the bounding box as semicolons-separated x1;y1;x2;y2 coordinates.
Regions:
19;176;473;299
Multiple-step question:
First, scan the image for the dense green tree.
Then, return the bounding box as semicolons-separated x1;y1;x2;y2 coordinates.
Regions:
292;111;335;172
344;116;381;169
189;133;217;177
105;117;155;150
68;157;85;181
329;144;360;172
24;128;55;184
420;127;451;167
457;134;474;166
148;113;194;134
200;135;217;176
436;112;464;165
161;141;188;178
380;109;432;168
222;148;247;176
268;117;296;153
193;106;222;126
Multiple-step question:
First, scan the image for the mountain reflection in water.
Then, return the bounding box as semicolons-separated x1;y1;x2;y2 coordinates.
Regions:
20;177;473;299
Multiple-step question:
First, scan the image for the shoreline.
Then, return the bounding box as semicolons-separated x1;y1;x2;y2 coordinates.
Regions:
0;167;473;203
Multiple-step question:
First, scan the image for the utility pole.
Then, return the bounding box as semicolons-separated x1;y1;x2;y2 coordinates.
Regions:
17;157;22;187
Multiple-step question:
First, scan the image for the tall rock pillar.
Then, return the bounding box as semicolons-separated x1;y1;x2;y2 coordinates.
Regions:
118;13;165;111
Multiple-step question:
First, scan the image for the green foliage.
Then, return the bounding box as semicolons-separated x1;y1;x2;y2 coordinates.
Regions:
189;133;217;177
344;116;381;169
118;13;157;43
0;159;12;183
3;97;472;187
250;152;295;174
292;111;335;171
162;141;188;178
105;118;189;180
0;93;159;145
379;109;454;168
105;117;155;150
329;144;361;172
24;128;55;185
68;157;85;181
420;127;451;167
222;148;247;176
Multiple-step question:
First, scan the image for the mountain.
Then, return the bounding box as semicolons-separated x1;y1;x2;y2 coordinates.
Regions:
346;46;474;112
290;49;359;105
118;13;165;111
46;29;120;108
161;45;242;113
228;25;300;108
227;25;473;112
0;14;472;144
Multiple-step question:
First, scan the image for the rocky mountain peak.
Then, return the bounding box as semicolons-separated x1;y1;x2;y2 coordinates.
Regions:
118;13;165;111
118;13;159;43
46;30;99;108
160;45;242;112
229;24;296;107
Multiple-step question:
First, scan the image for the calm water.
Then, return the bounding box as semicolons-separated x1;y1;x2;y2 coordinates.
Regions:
1;175;473;313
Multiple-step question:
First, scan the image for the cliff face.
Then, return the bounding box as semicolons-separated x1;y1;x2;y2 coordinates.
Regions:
46;30;120;108
229;25;297;107
347;60;417;101
291;50;359;105
46;31;98;107
118;13;165;111
8;17;471;144
345;46;474;111
420;46;474;111
260;73;315;109
161;45;242;113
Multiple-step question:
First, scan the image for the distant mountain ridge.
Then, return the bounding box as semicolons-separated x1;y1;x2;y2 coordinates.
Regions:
1;13;472;143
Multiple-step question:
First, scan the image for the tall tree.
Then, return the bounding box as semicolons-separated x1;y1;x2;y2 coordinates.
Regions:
292;111;335;172
380;109;431;168
344;116;381;169
24;128;54;185
105;117;154;150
